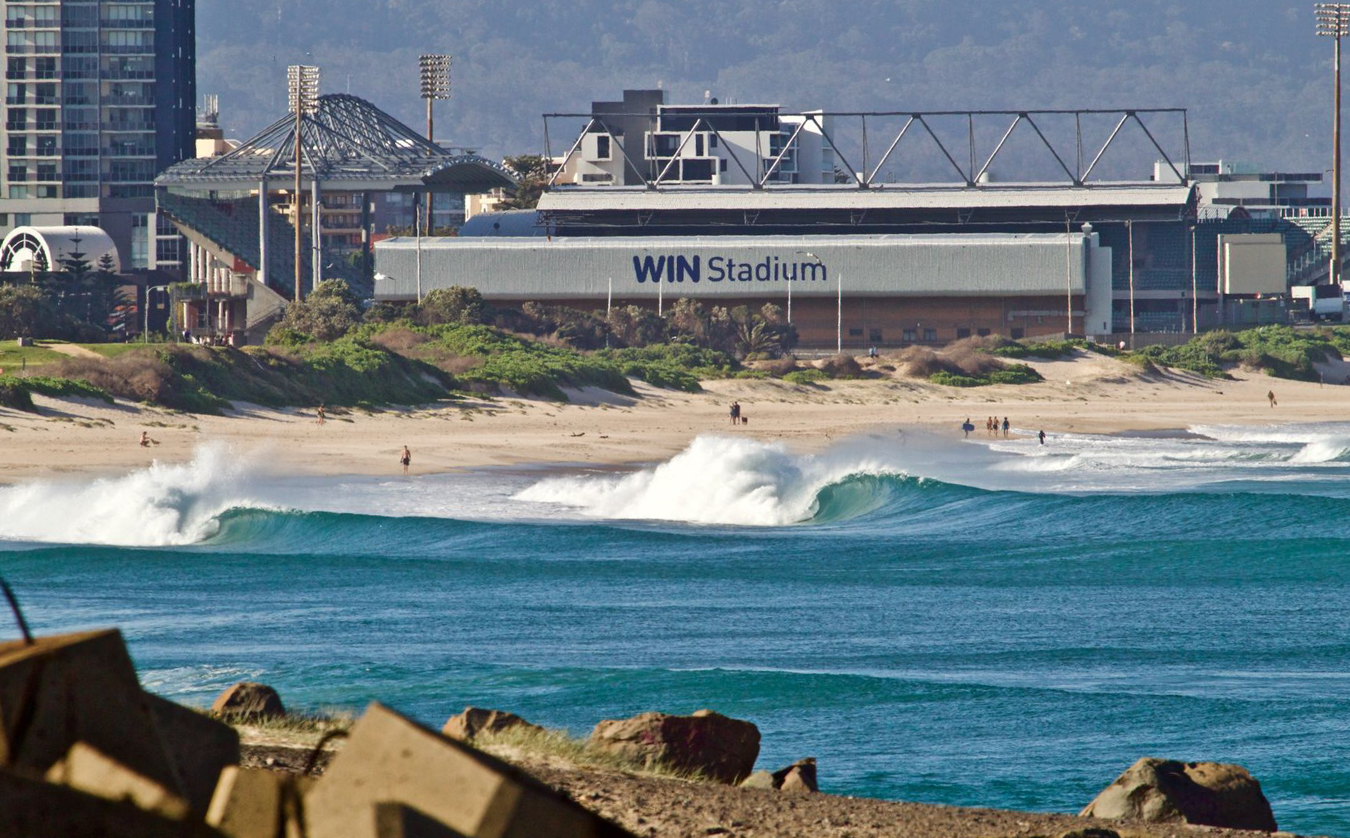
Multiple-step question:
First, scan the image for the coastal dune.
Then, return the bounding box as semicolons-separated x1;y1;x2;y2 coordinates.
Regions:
0;352;1345;482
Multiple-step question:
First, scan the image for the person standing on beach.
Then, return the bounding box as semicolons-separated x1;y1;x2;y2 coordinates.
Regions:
1038;429;1046;445
1002;417;1010;437
1268;390;1277;408
730;401;741;425
316;404;326;425
400;446;411;474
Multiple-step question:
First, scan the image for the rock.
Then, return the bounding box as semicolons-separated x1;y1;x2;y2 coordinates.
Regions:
771;757;817;793
210;682;285;719
739;770;775;790
587;709;760;785
441;706;543;742
1080;757;1277;832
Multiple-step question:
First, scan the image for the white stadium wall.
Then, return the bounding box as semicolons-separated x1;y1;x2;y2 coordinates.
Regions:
374;233;1095;302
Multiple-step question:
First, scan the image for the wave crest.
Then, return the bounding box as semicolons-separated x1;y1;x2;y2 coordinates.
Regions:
0;444;271;547
515;435;906;526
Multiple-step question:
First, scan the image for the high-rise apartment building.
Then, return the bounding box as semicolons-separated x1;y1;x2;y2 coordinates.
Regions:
0;0;193;273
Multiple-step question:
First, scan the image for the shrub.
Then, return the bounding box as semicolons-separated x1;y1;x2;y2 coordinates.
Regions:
817;354;864;378
0;379;34;412
783;368;828;385
929;371;984;387
271;280;362;342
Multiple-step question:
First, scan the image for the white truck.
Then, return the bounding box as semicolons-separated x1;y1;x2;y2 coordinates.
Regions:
1291;284;1346;322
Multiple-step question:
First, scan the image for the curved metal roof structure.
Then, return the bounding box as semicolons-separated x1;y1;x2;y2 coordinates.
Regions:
156;94;517;193
0;226;120;273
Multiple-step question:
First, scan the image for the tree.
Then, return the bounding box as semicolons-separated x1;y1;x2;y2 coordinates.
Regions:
496;154;552;211
606;304;665;347
0;284;57;339
274;278;361;341
416;285;489;326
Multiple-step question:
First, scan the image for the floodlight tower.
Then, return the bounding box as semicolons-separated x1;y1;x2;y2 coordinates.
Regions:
419;54;452;235
288;65;320;302
1317;3;1350;286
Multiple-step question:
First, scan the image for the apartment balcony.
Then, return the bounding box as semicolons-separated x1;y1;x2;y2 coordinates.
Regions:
103;120;154;131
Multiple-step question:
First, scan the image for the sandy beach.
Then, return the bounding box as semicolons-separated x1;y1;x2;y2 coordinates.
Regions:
1;350;1348;483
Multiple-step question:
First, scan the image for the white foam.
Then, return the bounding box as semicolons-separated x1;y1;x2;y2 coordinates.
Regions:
0;443;273;547
515;435;906;526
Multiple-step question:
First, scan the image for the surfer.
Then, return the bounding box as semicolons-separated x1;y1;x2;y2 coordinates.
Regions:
961;417;974;438
400;445;411;474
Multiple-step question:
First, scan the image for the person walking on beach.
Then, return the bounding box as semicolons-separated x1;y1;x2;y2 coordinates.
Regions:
1002;416;1010;437
1038;429;1046;445
730;401;741;425
962;417;973;438
316;404;326;425
1267;390;1277;408
400;445;411;474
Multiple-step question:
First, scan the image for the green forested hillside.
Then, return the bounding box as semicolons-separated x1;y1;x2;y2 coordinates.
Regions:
200;1;1324;178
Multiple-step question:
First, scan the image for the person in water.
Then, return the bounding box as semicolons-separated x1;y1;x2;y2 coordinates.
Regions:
1038;429;1046;445
1002;416;1010;437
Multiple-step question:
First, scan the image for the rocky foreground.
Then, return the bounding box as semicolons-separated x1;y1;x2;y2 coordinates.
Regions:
242;742;1311;838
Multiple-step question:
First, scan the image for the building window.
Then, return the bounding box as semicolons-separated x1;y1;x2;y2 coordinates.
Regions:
923;328;936;342
869;328;882;343
1010;327;1025;339
595;134;610;160
709;134;718;149
34;57;56;79
977;328;991;337
956;327;971;339
902;329;916;342
14;213;30;226
6;137;25;156
848;327;864;337
130;213;149;268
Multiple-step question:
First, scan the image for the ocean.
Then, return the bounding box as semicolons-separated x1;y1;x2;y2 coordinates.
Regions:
3;425;1350;835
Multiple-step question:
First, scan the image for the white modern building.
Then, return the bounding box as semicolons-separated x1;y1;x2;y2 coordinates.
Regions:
556;89;834;187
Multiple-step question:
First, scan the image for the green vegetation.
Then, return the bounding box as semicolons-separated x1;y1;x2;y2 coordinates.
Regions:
1129;327;1340;381
782;368;829;385
597;344;738;392
471;724;707;781
929;363;1042;387
988;339;1082;359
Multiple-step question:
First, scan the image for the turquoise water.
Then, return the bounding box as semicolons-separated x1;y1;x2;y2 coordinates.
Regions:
4;426;1350;835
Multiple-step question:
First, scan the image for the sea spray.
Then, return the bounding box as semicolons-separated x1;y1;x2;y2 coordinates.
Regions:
0;443;272;547
515;435;908;525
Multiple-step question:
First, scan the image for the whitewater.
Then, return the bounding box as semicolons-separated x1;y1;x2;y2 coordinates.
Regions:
3;425;1350;835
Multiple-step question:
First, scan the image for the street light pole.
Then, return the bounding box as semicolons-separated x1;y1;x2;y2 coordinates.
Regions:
1317;3;1350;286
287;65;319;303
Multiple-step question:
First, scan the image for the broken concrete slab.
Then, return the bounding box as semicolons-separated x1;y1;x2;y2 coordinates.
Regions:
205;766;311;838
44;741;191;820
0;764;225;838
0;629;184;797
304;702;634;838
147;692;241;814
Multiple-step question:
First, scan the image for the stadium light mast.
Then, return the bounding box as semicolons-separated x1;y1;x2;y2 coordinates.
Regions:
287;65;319;303
419;54;452;237
1317;3;1350;286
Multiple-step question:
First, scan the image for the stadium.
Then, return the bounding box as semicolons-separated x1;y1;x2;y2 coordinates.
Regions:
375;98;1307;348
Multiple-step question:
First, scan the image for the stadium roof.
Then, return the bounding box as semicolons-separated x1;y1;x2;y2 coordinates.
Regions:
536;182;1197;234
538;183;1195;212
157;94;517;193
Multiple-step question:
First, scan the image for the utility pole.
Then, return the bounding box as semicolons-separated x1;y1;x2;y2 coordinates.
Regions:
419;55;452;237
287;65;319;303
1317;3;1350;286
